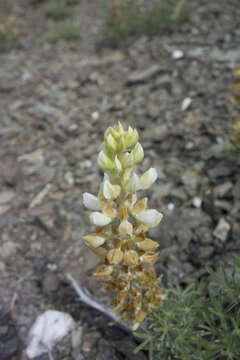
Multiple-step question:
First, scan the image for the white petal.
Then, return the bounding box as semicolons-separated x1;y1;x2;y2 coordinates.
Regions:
90;212;112;226
103;180;121;200
125;173;141;193
83;192;102;211
135;209;163;226
140;168;158;190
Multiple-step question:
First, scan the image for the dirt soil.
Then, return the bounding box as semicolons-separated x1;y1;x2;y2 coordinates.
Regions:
0;0;240;359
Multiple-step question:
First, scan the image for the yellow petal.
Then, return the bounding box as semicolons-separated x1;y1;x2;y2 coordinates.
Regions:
131;198;148;214
102;204;117;218
119;220;133;236
140;252;158;264
124;250;139;266
94;265;113;279
107;249;123;265
137;238;159;251
83;234;105;248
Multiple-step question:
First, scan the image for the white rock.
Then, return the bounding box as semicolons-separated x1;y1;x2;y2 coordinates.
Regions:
64;171;75;187
91;111;99;120
26;310;75;359
181;97;192;111
167;203;175;211
172;50;184;60
192;197;202;208
213;218;231;242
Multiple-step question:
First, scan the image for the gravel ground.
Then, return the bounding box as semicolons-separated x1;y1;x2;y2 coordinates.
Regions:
0;0;240;359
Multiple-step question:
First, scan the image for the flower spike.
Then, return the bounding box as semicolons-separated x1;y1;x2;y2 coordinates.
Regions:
83;122;166;329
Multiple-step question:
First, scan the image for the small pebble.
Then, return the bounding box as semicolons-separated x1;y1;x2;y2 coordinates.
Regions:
91;112;99;120
192;197;202;208
181;97;192;111
172;50;184;60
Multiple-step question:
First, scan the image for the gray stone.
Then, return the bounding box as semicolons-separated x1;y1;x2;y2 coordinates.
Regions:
71;328;83;349
150;124;168;141
18;149;44;164
127;64;161;84
34;103;61;118
82;331;101;352
153;183;172;199
42;272;60;293
213;181;233;198
208;165;232;179
213;218;231;242
0;191;15;205
214;200;232;212
178;228;194;250
0;205;11;215
1;241;17;258
198;246;214;259
181;208;212;229
182;262;194;274
197;226;213;245
0;261;6;273
170;187;188;201
233;182;240;198
181;170;199;191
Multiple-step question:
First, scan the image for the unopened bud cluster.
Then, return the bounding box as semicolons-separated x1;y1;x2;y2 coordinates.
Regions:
83;122;166;329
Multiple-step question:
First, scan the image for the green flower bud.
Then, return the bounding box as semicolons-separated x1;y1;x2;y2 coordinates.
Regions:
132;142;144;163
122;151;134;168
98;150;115;170
105;133;118;151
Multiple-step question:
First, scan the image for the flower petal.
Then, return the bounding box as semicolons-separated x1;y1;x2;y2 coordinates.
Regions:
83;192;102;211
140;168;158;190
119;220;133;236
98;150;114;170
103;180;121;200
90;212;112;226
83;234;105;248
135;209;163;227
137;238;159;251
132;142;144;163
125;173;141;193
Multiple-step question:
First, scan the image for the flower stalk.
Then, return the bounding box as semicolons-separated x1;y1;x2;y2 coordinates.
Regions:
83;122;166;329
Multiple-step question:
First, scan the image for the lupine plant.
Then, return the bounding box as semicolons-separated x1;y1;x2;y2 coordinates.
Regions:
82;123;166;330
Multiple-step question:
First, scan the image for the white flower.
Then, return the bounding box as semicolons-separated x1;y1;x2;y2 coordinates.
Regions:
103;180;121;200
90;212;112;226
140;168;158;190
125;173;141;193
135;209;163;227
83;192;102;211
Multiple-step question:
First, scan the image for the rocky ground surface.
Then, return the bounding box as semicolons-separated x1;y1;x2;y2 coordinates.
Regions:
0;0;240;359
